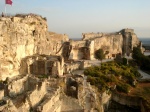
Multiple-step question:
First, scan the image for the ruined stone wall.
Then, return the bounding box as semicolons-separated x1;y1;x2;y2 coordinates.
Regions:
0;75;48;112
7;75;29;97
93;34;123;58
0;15;68;80
70;32;134;60
69;40;87;60
68;40;95;60
47;56;64;76
3;75;43;99
131;34;140;49
49;32;69;55
64;61;81;73
80;29;140;59
89;40;95;60
28;80;47;108
82;32;103;40
80;61;92;69
121;29;134;33
19;55;65;77
122;31;140;56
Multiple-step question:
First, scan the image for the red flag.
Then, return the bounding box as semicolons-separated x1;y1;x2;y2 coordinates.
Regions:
5;0;13;5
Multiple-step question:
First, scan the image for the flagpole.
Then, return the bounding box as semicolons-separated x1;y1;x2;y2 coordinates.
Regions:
5;0;13;16
5;2;6;16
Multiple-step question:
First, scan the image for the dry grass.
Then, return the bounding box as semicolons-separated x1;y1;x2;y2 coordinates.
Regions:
129;82;150;106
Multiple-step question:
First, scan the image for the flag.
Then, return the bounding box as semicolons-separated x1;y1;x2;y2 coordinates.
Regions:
5;0;13;5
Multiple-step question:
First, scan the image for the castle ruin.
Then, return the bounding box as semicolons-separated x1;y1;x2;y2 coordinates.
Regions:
0;14;145;112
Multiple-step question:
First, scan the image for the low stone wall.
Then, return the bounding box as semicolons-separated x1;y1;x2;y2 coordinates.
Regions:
1;75;48;110
28;80;47;108
14;79;47;111
65;60;93;73
80;61;92;70
65;62;81;73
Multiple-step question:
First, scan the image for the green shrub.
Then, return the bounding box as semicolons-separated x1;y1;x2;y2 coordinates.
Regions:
132;46;150;72
84;61;139;93
95;49;105;61
122;58;128;65
116;82;130;93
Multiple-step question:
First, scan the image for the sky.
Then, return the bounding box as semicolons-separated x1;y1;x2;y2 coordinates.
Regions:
0;0;150;39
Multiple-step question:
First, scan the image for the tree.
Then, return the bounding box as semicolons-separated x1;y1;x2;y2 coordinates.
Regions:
95;49;105;63
132;47;143;60
122;57;128;65
132;46;150;71
132;47;144;66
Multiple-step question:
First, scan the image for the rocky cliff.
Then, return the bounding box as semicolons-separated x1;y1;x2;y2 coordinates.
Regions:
0;14;69;80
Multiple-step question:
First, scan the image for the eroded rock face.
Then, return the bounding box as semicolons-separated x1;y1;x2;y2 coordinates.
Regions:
0;14;69;80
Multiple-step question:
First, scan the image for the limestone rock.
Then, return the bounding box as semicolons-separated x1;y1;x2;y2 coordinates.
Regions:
0;14;69;80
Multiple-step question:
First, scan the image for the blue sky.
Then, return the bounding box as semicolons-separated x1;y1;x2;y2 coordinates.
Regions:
0;0;150;39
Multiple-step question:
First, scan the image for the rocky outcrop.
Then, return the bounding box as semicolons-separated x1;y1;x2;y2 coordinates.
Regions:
0;14;69;80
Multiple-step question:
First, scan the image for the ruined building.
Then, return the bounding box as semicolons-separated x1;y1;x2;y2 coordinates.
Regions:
0;14;140;80
0;14;144;112
65;28;140;60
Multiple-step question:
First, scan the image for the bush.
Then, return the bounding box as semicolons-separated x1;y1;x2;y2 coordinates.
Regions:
132;46;150;72
116;82;130;93
122;58;128;65
84;61;139;93
95;49;105;61
87;76;96;85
